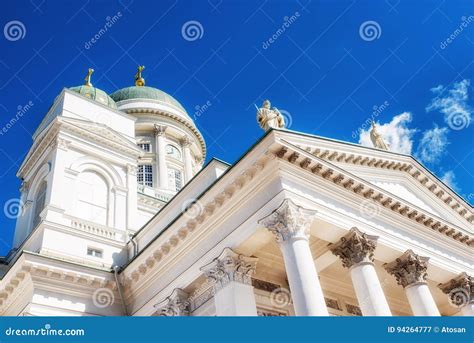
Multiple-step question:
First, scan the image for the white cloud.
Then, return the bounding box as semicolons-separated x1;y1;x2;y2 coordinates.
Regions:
426;79;472;130
415;125;450;164
440;170;459;192
358;112;417;154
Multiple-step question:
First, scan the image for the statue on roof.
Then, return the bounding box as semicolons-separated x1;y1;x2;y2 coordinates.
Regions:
370;121;389;150
135;65;145;86
84;68;94;87
256;99;285;131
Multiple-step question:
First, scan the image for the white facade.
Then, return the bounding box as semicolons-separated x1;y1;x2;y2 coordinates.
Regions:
0;84;472;317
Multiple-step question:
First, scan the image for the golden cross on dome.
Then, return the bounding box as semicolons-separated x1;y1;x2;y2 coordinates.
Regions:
135;65;145;86
84;68;94;87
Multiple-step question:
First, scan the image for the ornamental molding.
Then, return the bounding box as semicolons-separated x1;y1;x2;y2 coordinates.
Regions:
153;124;167;136
154;288;190;316
258;199;317;243
438;272;473;305
17;121;61;179
0;253;115;315
59;118;144;158
329;227;378;269
289;140;473;224
121;153;273;290
200;248;258;291
273;141;473;247
18;118;144;179
383;250;429;288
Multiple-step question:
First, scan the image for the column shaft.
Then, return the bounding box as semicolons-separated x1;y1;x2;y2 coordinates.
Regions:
281;238;328;316
154;126;168;189
214;282;258;316
350;263;392;316
405;283;440;316
259;199;328;316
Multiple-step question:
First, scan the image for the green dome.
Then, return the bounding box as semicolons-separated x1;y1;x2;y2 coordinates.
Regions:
109;86;187;113
70;85;117;109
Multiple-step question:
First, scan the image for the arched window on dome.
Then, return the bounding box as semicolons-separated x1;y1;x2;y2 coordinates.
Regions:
167;168;183;192
32;181;47;229
76;171;108;225
166;144;182;161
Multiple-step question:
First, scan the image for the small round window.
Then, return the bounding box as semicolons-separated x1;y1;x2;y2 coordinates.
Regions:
166;144;182;160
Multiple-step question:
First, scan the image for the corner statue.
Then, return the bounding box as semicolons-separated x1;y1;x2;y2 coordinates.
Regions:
370;121;389;150
256;100;285;131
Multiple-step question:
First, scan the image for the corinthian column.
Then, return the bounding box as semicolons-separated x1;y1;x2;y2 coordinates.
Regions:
438;273;473;316
258;199;328;316
329;227;392;316
384;250;440;316
154;288;189;316
154;125;168;189
201;248;258;316
181;135;193;183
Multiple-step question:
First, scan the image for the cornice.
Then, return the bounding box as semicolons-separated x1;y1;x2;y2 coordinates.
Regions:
18;118;144;179
286;139;473;224
0;252;115;315
274;141;473;247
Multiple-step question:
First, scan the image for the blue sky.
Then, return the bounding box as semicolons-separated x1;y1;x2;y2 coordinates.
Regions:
0;0;473;255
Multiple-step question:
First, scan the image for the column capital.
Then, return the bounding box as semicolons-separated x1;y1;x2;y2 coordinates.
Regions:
384;250;429;288
258;199;316;243
154;288;189;316
126;164;137;176
180;135;191;147
153;124;167;136
329;227;378;269
200;248;258;290
438;272;473;308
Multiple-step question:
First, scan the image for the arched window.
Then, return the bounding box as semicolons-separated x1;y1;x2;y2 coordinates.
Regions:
32;181;47;229
166;144;182;160
76;171;108;225
168;168;183;191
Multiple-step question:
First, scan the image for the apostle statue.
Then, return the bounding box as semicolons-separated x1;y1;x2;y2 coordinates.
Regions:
370;121;389;150
256;100;285;131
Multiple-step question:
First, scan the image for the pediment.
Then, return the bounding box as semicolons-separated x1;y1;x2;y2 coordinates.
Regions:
59;117;143;153
273;130;473;228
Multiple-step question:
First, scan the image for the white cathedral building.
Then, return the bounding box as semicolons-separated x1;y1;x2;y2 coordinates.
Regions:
0;67;472;317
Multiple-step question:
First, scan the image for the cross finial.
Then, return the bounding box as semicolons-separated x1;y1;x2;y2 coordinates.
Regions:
135;65;145;86
84;68;94;87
